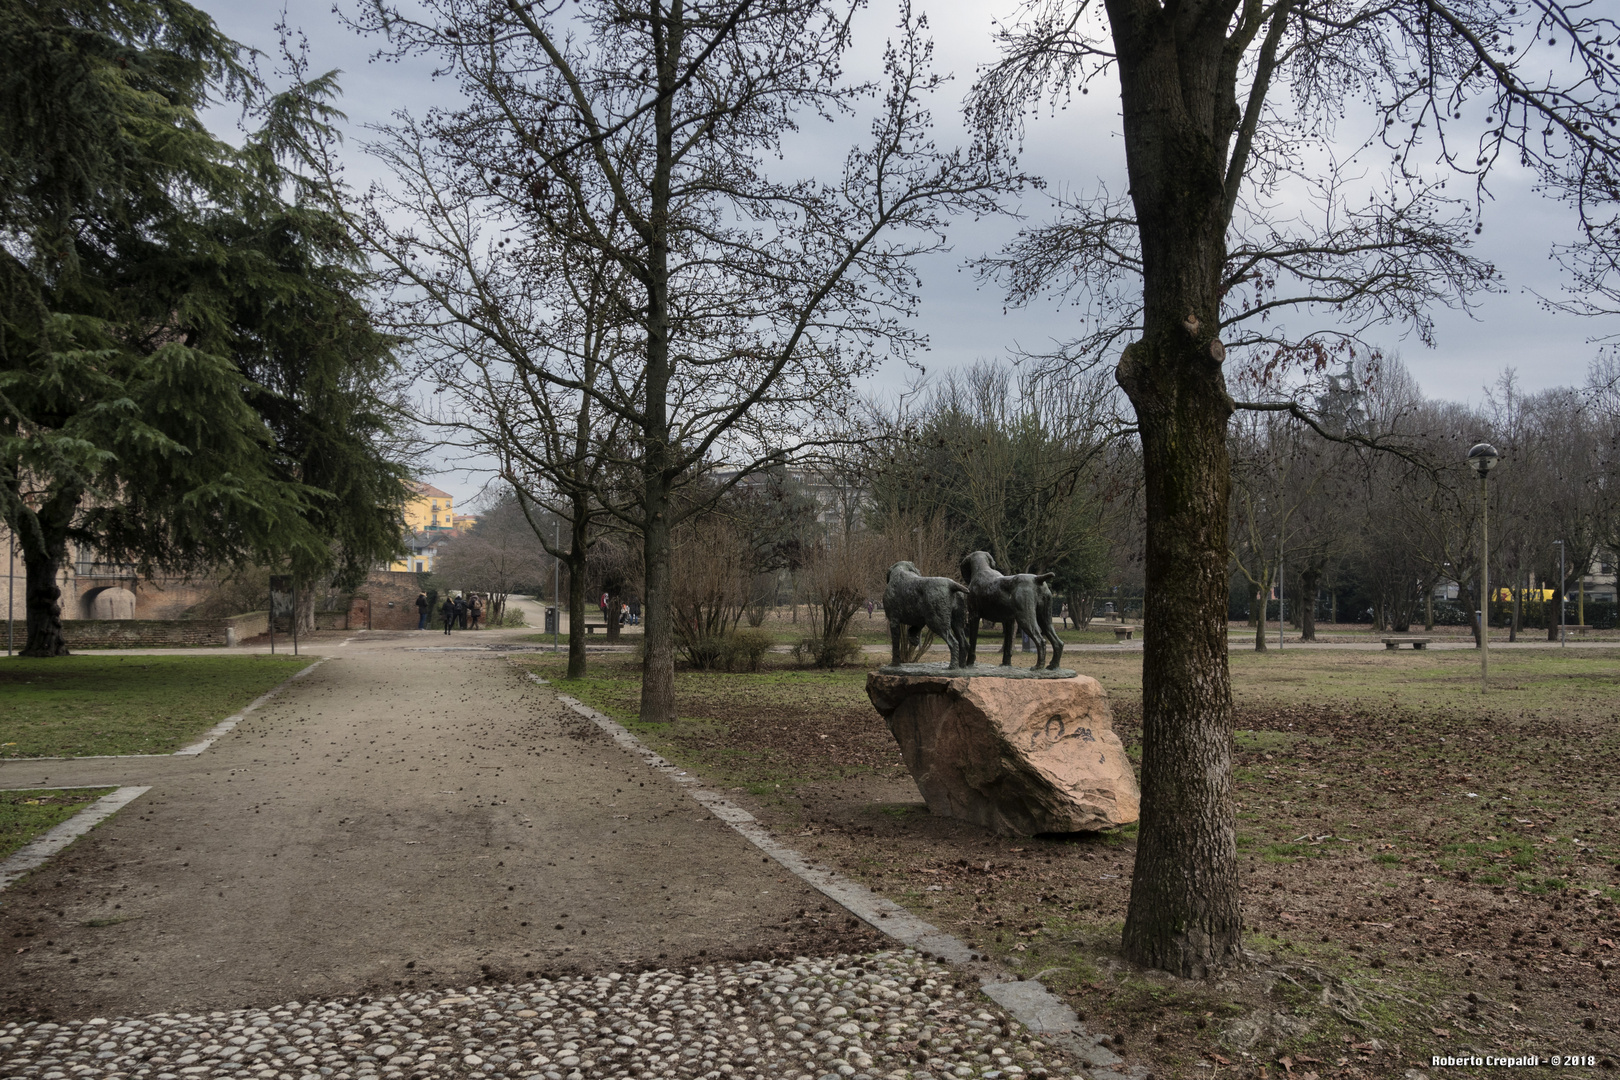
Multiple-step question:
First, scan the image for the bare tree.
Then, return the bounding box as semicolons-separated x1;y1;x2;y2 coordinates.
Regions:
1227;372;1337;650
331;0;1020;721
795;526;886;668
968;0;1620;974
433;495;552;623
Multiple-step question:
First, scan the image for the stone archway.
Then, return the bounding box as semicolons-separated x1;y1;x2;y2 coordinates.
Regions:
81;585;137;620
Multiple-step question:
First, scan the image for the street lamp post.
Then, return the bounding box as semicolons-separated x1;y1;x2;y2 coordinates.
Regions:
1468;443;1499;694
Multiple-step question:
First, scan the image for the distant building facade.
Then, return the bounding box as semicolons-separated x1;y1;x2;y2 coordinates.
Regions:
383;481;472;573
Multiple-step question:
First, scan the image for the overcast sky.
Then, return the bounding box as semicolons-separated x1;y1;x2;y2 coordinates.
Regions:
206;0;1614;505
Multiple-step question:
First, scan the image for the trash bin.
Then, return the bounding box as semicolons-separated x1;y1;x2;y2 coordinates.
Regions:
544;606;558;633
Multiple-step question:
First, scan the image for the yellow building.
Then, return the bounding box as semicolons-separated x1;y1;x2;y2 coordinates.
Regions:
384;482;457;573
403;481;455;532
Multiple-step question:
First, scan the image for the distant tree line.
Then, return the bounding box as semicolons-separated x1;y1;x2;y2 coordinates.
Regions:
1228;358;1620;645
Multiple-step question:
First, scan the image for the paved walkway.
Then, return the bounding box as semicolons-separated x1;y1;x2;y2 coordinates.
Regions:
0;632;854;1020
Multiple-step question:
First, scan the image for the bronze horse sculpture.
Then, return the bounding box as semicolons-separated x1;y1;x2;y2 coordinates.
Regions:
959;550;1064;670
882;561;971;668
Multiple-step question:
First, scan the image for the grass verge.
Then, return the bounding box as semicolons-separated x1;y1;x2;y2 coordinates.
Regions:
0;788;116;861
0;655;312;757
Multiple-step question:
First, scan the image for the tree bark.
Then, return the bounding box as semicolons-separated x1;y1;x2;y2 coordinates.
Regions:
1547;587;1563;641
640;477;675;720
23;546;69;657
1104;0;1249;975
1509;567;1521;642
1117;334;1242;976
567;505;589;680
1300;568;1320;641
16;487;78;657
636;13;679;723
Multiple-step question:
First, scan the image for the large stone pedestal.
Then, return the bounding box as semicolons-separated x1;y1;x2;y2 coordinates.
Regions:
866;668;1139;835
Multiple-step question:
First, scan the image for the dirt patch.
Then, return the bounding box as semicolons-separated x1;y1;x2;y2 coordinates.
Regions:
536;652;1620;1078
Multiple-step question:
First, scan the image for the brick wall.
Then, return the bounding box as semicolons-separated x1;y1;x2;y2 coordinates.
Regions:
67;574;215;619
61;611;269;648
361;570;429;630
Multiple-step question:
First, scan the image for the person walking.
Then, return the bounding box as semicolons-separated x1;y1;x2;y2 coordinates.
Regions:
470;594;483;630
440;596;456;635
453;594;468;630
415;592;429;630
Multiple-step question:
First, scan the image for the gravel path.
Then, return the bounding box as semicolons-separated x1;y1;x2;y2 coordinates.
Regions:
0;952;1081;1080
0;634;883;1019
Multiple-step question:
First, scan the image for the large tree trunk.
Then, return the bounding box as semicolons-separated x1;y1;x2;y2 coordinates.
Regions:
1509;567;1521;642
23;545;69;657
17;488;78;657
1300;568;1320;641
1117;334;1242;977
1107;0;1246;975
637;29;679;724
1547;587;1563;641
566;555;588;679
639;475;675;721
567;496;590;679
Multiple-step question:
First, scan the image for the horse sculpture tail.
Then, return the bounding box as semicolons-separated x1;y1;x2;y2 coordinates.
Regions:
950;581;969;594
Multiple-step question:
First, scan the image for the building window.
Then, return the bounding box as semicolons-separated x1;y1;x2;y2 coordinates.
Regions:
415;561;424;572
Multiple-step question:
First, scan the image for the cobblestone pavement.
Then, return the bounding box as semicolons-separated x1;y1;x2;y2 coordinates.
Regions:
0;952;1082;1080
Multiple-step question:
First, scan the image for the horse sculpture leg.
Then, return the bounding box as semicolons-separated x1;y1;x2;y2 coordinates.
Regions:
1001;622;1015;666
888;617;906;666
946;595;968;668
1041;611;1064;670
1023;616;1047;670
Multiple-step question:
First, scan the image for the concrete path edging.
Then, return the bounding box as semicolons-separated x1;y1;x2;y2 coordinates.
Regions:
0;786;150;892
530;673;1143;1079
173;659;326;755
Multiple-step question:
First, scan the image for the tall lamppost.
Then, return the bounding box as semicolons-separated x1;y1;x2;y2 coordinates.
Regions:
1554;539;1566;647
1468;443;1499;693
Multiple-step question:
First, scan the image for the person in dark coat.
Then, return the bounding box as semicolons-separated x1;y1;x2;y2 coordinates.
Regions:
441;597;456;635
415;592;429;630
453;594;468;629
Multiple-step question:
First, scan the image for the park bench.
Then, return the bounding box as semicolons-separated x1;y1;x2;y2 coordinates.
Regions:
582;622;609;634
1381;636;1430;649
1113;626;1135;641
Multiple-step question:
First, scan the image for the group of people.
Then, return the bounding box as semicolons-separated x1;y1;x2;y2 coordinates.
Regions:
416;591;485;633
599;593;640;625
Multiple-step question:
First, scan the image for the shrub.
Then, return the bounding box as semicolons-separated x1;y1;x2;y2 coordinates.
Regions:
791;634;863;669
672;516;752;669
487;607;526;628
722;627;776;672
